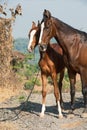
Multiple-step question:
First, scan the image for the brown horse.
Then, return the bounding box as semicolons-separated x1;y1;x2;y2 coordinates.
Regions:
39;9;87;117
28;21;65;118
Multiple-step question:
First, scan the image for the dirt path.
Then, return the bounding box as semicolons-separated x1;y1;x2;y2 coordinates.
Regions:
0;91;87;130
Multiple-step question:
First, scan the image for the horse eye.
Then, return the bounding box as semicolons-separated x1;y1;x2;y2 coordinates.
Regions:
45;26;49;30
47;21;51;26
46;27;49;32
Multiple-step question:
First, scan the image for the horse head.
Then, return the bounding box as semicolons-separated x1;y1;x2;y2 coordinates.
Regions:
39;9;56;52
28;21;40;52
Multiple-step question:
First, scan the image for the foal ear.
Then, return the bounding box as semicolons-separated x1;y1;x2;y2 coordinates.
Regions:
43;9;51;20
32;21;36;28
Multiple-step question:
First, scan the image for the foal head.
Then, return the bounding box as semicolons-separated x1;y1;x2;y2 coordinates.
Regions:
39;9;56;51
28;21;40;52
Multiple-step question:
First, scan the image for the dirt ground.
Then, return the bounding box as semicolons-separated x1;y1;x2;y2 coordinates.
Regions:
0;84;87;130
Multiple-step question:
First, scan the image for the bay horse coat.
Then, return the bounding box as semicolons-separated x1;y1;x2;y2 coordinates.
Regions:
39;9;87;117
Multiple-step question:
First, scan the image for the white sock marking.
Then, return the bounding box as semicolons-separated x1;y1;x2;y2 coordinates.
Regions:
41;104;46;114
57;101;62;116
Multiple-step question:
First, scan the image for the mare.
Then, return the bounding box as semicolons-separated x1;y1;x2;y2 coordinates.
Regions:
28;21;65;118
39;9;87;117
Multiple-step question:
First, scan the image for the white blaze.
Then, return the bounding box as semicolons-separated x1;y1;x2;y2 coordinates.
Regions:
28;30;36;50
39;22;44;44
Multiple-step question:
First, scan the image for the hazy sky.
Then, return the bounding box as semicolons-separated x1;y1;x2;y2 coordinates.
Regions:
0;0;87;38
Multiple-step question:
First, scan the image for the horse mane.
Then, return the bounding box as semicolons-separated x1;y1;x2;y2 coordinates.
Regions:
52;16;87;40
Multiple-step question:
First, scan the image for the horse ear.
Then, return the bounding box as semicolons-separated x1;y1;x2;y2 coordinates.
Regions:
43;9;51;20
32;21;36;28
37;20;40;26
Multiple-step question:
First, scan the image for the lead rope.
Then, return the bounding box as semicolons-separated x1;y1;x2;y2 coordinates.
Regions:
0;50;40;122
24;69;40;105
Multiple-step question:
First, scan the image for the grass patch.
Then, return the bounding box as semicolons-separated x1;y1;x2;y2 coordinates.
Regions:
24;78;41;90
19;95;26;102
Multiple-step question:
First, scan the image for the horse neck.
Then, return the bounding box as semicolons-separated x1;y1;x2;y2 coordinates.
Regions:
32;27;40;49
52;17;77;53
35;27;41;47
39;43;63;61
39;49;46;59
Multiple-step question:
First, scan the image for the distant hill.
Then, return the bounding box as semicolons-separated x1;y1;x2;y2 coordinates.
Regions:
13;38;29;53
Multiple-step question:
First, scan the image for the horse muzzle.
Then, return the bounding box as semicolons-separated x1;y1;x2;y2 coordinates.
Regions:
28;46;34;53
39;44;47;52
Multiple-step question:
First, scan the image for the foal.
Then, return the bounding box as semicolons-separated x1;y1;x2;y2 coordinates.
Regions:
28;21;65;118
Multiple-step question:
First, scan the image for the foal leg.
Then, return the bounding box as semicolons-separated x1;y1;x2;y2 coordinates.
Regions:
68;69;76;111
52;73;63;118
58;69;65;109
40;73;47;117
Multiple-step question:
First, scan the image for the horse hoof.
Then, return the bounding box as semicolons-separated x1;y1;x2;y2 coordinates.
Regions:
81;113;87;118
39;113;44;118
68;110;74;114
71;106;75;111
67;110;74;118
61;102;64;109
58;114;63;119
67;113;75;118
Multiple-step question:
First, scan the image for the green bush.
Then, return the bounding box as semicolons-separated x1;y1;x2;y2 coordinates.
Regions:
24;63;39;79
62;69;70;92
24;78;41;90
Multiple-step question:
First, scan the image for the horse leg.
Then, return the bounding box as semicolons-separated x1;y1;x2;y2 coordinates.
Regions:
68;69;76;111
58;69;65;109
40;73;47;117
52;73;63;118
80;70;87;117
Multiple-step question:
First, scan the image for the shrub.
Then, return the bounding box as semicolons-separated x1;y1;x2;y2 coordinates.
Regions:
24;78;41;90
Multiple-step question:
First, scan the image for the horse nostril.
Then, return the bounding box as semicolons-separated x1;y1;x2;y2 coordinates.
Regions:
38;42;41;46
40;45;43;49
39;44;47;52
28;46;33;53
